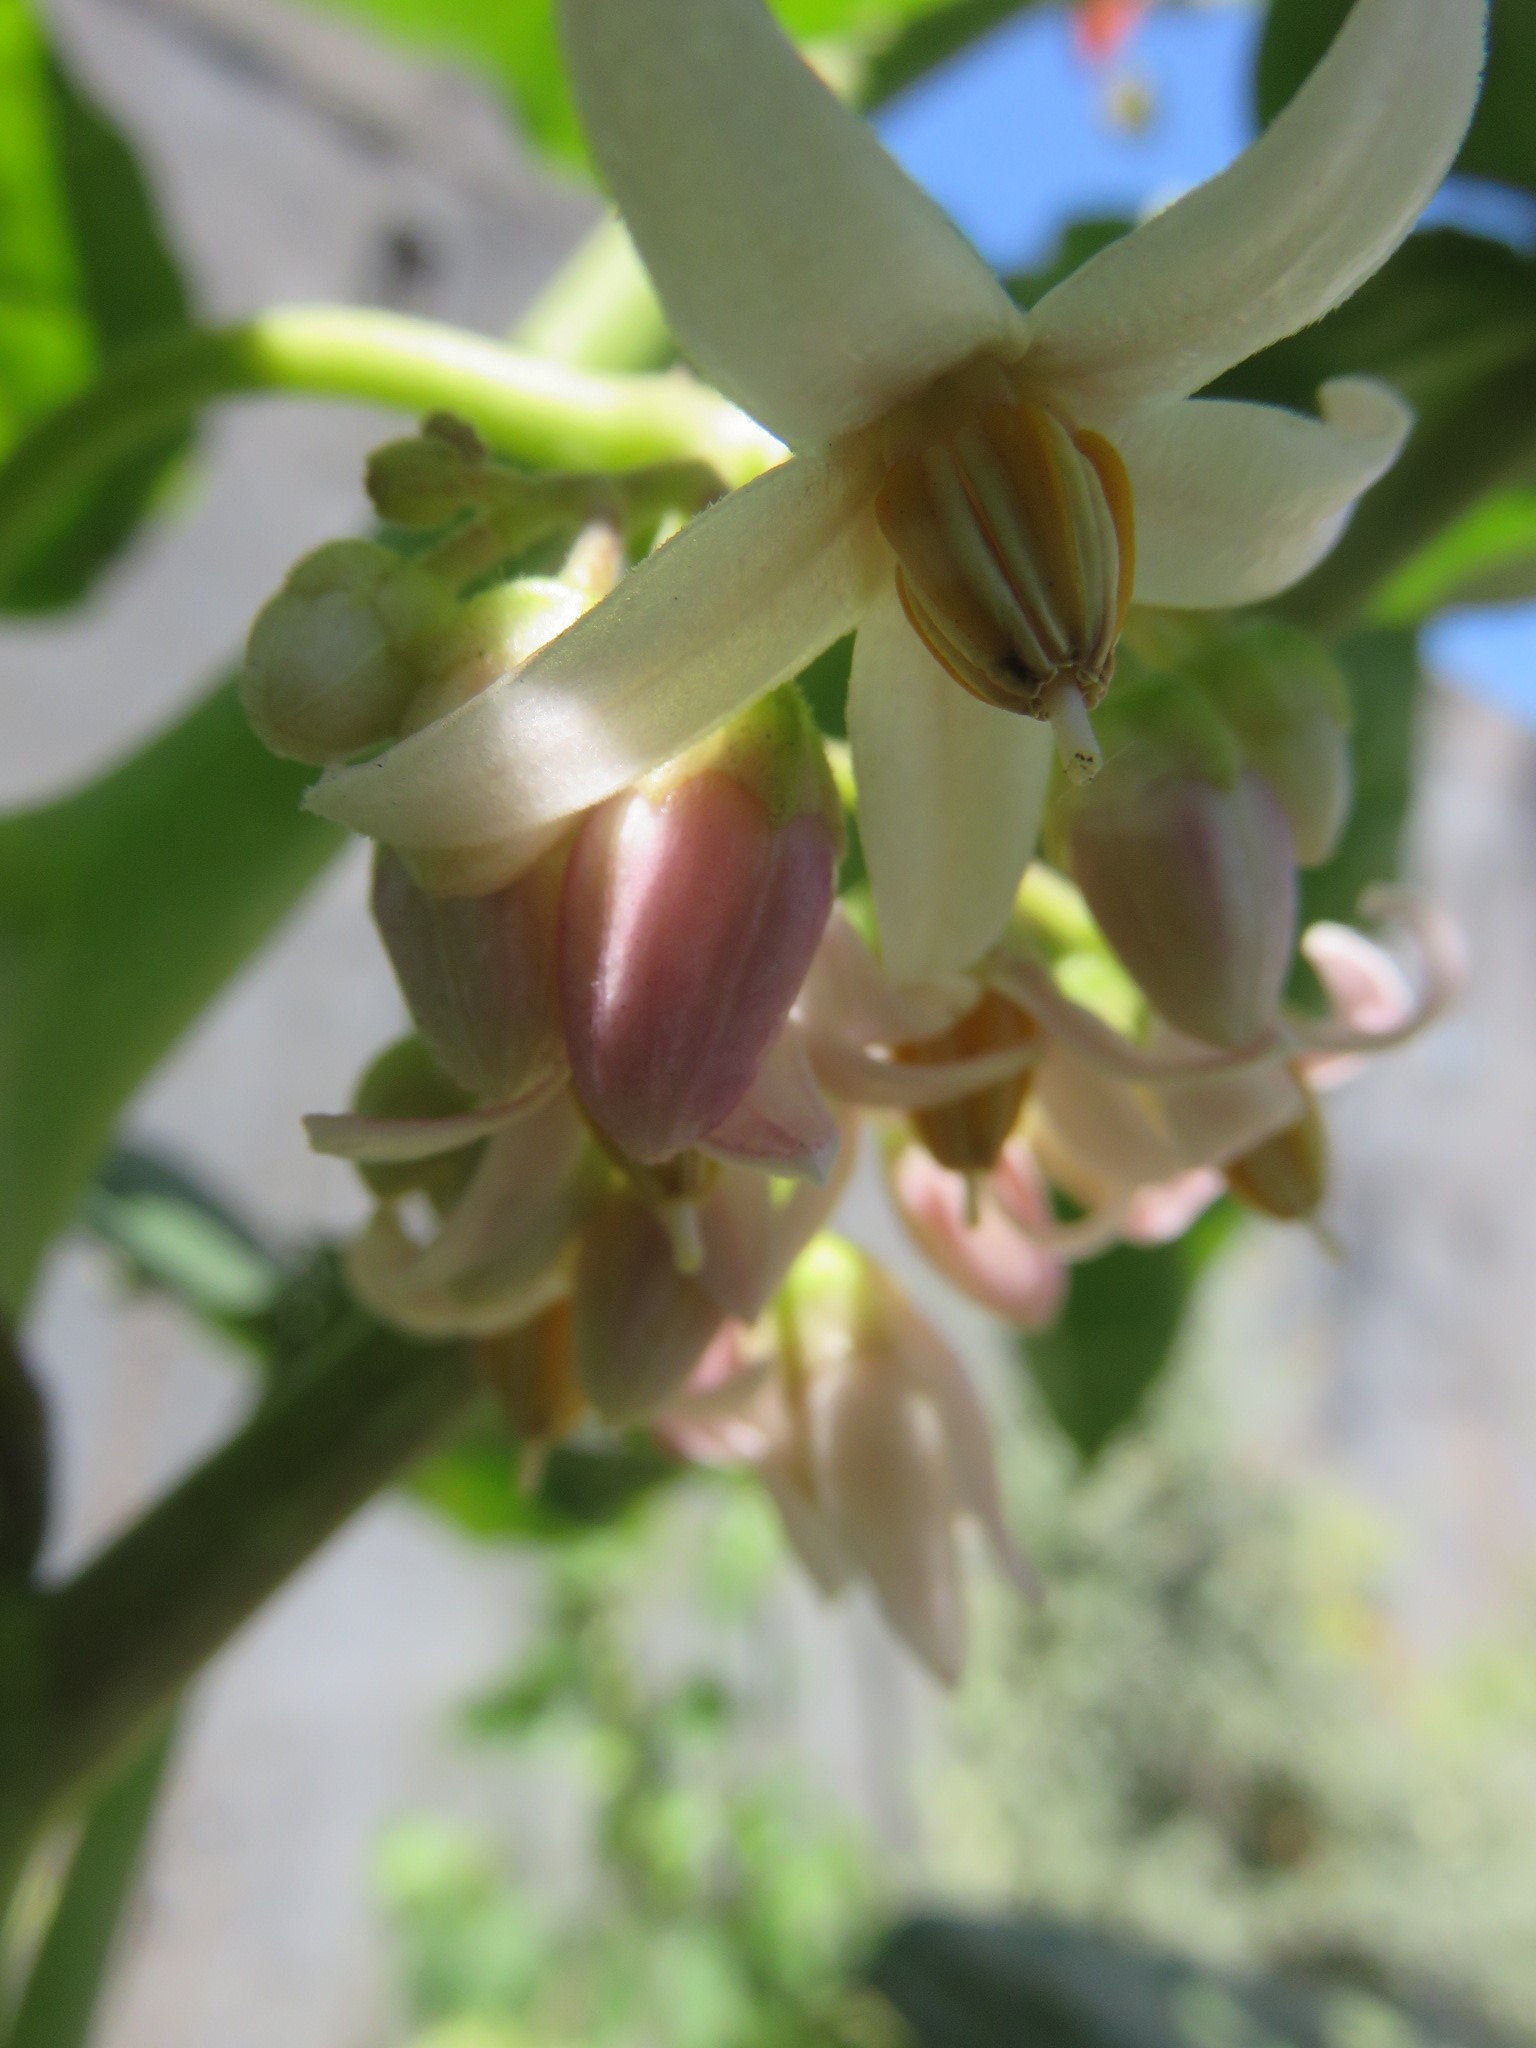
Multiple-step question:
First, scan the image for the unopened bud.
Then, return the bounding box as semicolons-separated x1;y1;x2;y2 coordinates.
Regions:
475;1301;586;1449
559;686;841;1164
572;1197;723;1422
366;415;488;527
1188;622;1352;867
895;991;1038;1173
1225;1090;1330;1220
372;846;566;1100
1055;677;1297;1049
241;540;451;764
349;1036;484;1207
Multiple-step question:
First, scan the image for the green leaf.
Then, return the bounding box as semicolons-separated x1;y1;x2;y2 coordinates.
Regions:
1373;485;1536;621
870;1913;1484;2048
0;679;343;1315
84;1145;289;1327
1024;1206;1238;1463
1214;232;1536;632
1257;0;1536;201
0;0;193;609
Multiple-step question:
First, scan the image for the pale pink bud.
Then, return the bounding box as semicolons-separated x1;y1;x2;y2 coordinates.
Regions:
889;1143;1066;1331
772;1240;1032;1685
572;1196;725;1423
559;688;840;1164
372;846;566;1101
1054;673;1298;1049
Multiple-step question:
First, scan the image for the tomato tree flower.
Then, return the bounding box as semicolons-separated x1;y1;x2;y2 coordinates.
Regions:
308;0;1485;982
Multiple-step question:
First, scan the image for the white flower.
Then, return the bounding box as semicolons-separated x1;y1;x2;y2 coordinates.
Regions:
308;0;1484;982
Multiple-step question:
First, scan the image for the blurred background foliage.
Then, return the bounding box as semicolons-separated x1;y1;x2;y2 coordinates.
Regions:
5;0;1536;2043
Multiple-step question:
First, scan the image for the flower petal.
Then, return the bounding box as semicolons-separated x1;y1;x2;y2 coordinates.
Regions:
1121;382;1412;609
308;452;879;869
303;1082;557;1164
344;1212;571;1338
700;1027;841;1182
848;578;1053;984
1026;0;1487;408
559;0;1027;448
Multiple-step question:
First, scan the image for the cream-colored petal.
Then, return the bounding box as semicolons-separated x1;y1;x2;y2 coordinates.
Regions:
1027;0;1486;408
308;453;881;865
848;579;1053;985
559;0;1026;448
813;1363;967;1684
344;1212;572;1338
1121;382;1411;609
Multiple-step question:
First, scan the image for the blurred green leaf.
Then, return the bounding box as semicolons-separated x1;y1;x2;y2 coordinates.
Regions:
84;1144;289;1326
1216;232;1536;632
0;678;342;1314
1257;0;1536;202
870;1913;1494;2048
1373;487;1536;622
0;0;193;609
0;1319;47;1580
1024;1206;1238;1463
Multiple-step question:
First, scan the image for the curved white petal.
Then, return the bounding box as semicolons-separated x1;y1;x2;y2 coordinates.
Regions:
559;0;1026;448
1027;0;1486;408
1121;381;1412;609
308;453;880;865
700;1028;840;1182
848;578;1053;985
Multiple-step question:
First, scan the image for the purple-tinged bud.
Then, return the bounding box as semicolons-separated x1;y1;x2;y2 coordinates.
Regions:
372;846;567;1101
1187;621;1352;868
1055;677;1297;1049
241;541;451;764
559;686;842;1164
572;1196;724;1423
1225;1088;1330;1221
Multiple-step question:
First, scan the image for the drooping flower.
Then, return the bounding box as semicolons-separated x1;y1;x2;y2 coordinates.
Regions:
308;0;1484;982
665;1238;1035;1684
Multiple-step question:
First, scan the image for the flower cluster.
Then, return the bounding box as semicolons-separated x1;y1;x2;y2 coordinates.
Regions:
240;0;1483;1679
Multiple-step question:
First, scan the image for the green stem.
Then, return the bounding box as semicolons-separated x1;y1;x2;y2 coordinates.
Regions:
514;216;672;374
3;1723;174;2048
0;307;771;594
27;1313;477;1817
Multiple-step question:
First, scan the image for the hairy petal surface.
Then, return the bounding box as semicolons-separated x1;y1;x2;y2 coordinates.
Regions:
309;453;879;864
1121;382;1412;609
1026;0;1486;409
559;0;1026;447
848;579;1053;984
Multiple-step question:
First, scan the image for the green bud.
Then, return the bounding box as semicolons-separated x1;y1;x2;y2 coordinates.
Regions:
241;541;451;764
1185;621;1353;868
350;1036;483;1208
366;415;488;527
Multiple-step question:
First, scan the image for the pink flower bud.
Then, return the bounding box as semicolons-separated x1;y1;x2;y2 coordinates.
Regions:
1056;679;1297;1049
572;1196;725;1423
559;688;841;1164
372;846;567;1101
